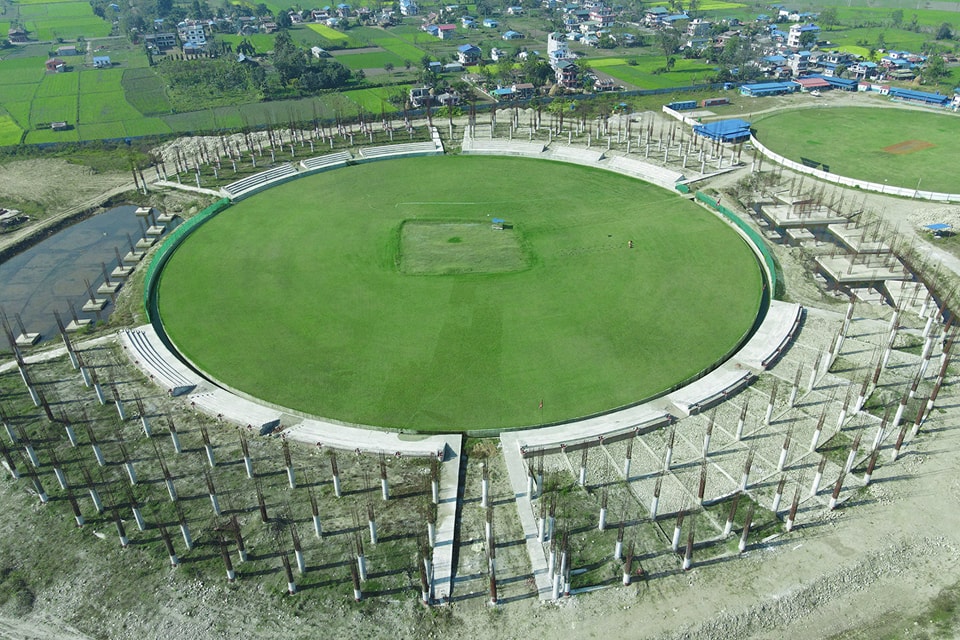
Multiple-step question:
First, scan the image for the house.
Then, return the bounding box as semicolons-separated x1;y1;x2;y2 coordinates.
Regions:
787;22;818;48
311;46;330;58
548;31;571;62
56;45;78;56
594;77;615;91
288;11;303;24
491;87;515;100
502;30;524;40
687;18;712;37
45;57;66;72
644;6;668;25
443;61;464;72
92;55;111;68
145;32;177;49
513;82;535;99
423;24;440;36
51;121;68;131
437;24;456;39
399;0;418;15
435;91;460;106
428;60;443;73
336;3;351;17
490;47;506;61
589;6;614;27
787;51;809;75
409;86;432;107
506;5;523;14
851;61;878;79
457;43;482;64
7;27;28;43
178;20;207;46
663;13;689;25
461;16;476;28
554;58;578;88
482;18;498;28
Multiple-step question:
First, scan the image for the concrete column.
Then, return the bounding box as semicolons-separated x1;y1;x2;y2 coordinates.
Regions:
205;444;216;468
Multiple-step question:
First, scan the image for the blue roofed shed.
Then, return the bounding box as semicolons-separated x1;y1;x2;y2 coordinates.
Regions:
693;118;752;143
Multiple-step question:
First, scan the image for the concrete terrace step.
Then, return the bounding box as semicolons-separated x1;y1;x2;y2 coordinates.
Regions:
735;301;804;370
222;163;298;199
299;150;354;173
358;140;440;159
667;364;756;417
542;144;605;165
601;155;684;189
188;389;282;434
119;326;199;396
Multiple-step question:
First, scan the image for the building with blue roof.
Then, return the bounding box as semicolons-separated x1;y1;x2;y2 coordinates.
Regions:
740;81;798;97
693;118;752;143
889;87;951;106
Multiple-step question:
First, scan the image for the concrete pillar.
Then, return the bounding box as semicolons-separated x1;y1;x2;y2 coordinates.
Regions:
810;456;826;497
64;424;78;446
205;444;215;468
165;477;177;502
357;554;367;581
671;521;682;552
598;507;607;532
124;461;137;486
314;514;323;539
132;505;145;531
140;414;152;438
180;522;193;550
244;456;254;480
210;493;221;516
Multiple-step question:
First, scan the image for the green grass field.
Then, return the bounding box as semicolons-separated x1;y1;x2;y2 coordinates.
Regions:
332;49;407;71
158;156;763;432
592;57;719;89
752;106;960;194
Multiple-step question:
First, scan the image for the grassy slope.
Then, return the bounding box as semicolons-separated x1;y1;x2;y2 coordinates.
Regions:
752;106;960;193
158;156;762;431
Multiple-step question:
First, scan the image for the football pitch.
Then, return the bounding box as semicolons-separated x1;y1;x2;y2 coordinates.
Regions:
752;106;960;194
157;156;764;432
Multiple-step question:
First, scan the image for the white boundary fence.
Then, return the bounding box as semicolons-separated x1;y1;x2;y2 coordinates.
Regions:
750;134;960;203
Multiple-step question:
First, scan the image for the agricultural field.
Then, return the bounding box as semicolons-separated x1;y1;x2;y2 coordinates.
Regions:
752;106;960;193
331;47;407;70
593;56;721;89
16;0;110;40
158;156;763;431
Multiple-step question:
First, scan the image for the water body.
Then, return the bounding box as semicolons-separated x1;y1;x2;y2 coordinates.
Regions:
0;205;176;344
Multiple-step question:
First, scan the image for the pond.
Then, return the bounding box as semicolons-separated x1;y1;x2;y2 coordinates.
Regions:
0;205;176;345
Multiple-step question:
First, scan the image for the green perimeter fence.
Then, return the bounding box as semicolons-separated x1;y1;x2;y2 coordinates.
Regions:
143;197;232;329
695;191;782;299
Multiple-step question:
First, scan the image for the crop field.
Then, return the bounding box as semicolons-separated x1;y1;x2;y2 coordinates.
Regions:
79;68;124;93
594;57;719;89
306;22;350;41
0;115;23;146
79;90;143;123
121;67;174;116
158;156;763;432
0;55;45;85
34;70;79;97
752;106;960;193
332;49;407;71
29;93;77;125
342;87;402;113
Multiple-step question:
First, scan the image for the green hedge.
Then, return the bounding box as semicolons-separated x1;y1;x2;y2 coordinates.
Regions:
695;191;781;298
143;197;232;318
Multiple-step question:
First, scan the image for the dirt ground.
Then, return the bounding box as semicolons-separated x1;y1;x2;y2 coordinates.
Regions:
2;111;960;640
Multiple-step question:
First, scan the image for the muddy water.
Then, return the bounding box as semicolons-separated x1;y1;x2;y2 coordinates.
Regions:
0;206;176;344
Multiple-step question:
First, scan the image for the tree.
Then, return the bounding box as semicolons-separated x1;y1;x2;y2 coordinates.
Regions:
890;9;903;28
272;29;306;84
818;7;838;26
922;55;949;84
156;0;173;17
384;62;394;72
799;29;817;48
936;22;953;40
834;63;847;78
277;10;293;28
